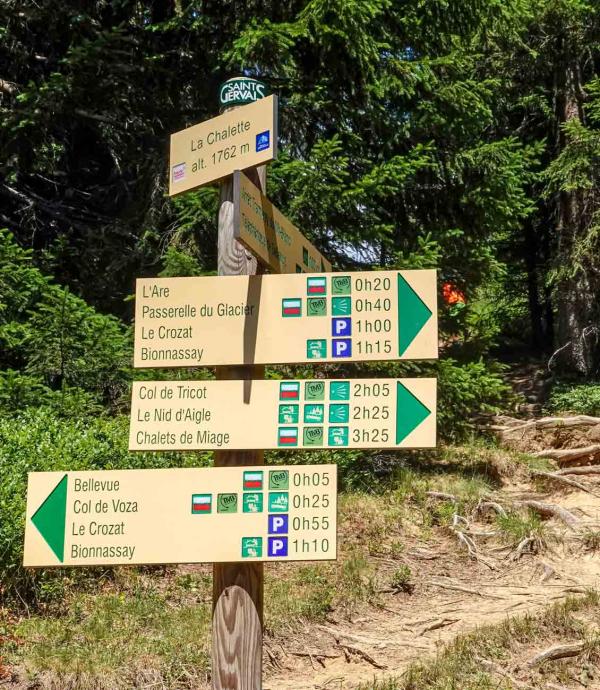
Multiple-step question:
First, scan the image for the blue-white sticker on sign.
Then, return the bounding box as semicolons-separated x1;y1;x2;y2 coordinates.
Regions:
256;130;270;152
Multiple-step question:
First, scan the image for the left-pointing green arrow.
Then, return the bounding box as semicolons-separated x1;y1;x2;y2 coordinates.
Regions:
31;474;67;563
396;382;431;444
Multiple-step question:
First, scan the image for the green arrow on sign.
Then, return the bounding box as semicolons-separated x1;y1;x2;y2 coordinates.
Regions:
398;273;432;356
31;474;67;563
396;382;431;444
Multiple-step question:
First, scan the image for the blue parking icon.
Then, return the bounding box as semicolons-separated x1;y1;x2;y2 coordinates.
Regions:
332;317;352;337
268;536;288;557
332;338;352;358
268;514;289;535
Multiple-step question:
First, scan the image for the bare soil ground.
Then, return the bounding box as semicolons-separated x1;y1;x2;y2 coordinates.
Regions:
264;452;600;689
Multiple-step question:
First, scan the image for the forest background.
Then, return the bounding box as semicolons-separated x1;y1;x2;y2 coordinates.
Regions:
1;0;600;604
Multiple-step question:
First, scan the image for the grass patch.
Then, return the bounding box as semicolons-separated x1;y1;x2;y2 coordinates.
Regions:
8;587;212;689
496;509;547;546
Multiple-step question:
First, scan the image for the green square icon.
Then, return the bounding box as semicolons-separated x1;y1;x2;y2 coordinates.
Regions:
329;403;349;423
242;537;262;558
279;404;299;424
330;381;350;400
303;426;324;446
332;276;352;295
332;297;351;316
269;492;289;513
304;404;324;424
269;470;289;490
307;339;327;359
217;493;238;513
243;493;264;514
328;426;349;447
305;381;325;401
307;297;327;316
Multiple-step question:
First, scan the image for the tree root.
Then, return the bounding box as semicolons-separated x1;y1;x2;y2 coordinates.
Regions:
451;514;497;570
526;641;584;667
532;445;600;465
516;500;580;528
531;470;598;496
474;499;507;518
499;416;600;435
556;466;600;476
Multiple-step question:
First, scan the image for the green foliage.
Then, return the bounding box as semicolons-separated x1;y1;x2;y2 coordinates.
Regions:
437;359;510;440
546;381;600;416
0;409;210;603
0;230;131;409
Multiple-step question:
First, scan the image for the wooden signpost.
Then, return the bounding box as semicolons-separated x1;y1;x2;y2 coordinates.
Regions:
24;465;337;567
233;170;332;274
129;378;436;451
133;269;437;368
24;81;439;690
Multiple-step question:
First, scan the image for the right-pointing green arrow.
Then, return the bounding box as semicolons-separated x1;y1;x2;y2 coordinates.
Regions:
398;273;432;356
396;382;431;444
31;474;67;563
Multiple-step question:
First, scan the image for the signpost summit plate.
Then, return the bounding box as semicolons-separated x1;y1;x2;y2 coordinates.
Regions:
129;378;436;451
24;465;337;567
169;95;278;195
233;170;332;274
133;269;437;367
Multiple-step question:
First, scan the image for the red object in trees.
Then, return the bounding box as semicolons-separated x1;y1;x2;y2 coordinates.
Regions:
442;282;466;305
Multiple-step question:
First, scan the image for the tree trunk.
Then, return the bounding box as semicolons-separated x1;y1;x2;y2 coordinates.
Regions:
553;56;600;376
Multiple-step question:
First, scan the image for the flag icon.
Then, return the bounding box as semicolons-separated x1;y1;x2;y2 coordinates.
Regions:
243;471;263;490
282;298;302;317
191;494;212;514
278;427;298;446
280;382;300;400
307;277;326;295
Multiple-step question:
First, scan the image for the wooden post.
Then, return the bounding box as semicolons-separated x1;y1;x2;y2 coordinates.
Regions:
212;165;266;690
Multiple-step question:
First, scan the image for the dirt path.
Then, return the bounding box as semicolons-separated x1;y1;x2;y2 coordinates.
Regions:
265;486;600;690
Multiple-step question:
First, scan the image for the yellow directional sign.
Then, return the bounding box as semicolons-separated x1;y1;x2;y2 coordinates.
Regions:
129;378;436;451
24;465;337;567
233;170;332;274
168;95;278;196
133;269;437;367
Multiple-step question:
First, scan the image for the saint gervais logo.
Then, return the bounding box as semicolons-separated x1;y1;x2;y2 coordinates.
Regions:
219;77;267;107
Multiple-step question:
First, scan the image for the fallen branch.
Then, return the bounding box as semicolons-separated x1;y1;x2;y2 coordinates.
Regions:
517;500;579;528
531;470;598;496
533;445;600;465
338;643;387;669
526;641;584;667
419;618;458;635
289;650;341;660
407;548;439;560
